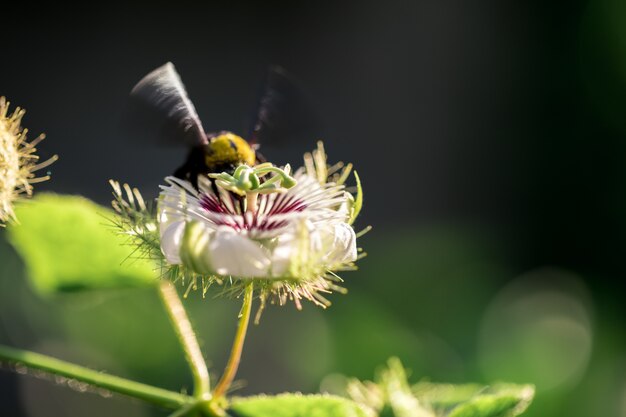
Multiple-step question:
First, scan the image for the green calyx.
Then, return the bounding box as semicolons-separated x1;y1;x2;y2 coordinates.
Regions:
180;220;213;275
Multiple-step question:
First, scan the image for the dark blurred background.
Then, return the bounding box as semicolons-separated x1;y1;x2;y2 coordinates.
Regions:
1;1;625;416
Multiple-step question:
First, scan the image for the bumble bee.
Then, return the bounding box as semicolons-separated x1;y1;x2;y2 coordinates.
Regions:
127;62;318;185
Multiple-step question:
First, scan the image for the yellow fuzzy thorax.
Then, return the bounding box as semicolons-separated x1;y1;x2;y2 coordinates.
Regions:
204;132;256;170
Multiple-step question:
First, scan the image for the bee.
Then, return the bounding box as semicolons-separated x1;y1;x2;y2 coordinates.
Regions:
128;62;319;185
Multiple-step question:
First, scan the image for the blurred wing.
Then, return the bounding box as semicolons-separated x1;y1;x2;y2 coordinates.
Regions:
248;66;323;146
128;62;208;146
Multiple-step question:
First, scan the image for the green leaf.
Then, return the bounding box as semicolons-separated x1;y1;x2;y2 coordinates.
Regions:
413;382;535;417
348;171;363;225
340;359;533;417
446;385;534;417
229;393;368;417
412;383;485;411
7;193;157;294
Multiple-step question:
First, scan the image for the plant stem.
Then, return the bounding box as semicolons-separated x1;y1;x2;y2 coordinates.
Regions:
0;344;192;409
212;283;253;399
167;402;200;417
158;280;211;400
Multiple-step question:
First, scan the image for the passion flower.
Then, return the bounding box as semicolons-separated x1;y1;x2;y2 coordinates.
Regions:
158;142;364;308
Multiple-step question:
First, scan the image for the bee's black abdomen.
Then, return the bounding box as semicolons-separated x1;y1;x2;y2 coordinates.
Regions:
174;146;208;188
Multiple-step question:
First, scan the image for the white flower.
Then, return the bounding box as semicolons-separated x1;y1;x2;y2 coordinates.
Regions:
110;142;365;308
158;170;358;281
0;97;57;225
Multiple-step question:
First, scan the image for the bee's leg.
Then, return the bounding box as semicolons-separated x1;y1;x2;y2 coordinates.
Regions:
255;151;267;164
173;162;200;189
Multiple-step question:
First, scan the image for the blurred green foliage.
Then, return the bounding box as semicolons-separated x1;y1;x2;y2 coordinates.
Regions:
342;358;534;417
0;219;624;416
7;193;156;294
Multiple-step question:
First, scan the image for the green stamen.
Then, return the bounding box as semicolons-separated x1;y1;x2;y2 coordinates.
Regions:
209;163;296;203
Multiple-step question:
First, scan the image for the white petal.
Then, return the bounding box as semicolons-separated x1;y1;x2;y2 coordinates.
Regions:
208;227;271;278
160;220;185;264
269;232;297;277
318;223;358;264
336;191;354;221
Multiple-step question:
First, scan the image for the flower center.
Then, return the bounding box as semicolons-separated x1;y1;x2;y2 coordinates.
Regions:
199;190;307;234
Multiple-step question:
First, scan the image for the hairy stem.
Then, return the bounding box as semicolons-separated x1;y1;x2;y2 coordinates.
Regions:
167;402;201;417
158;280;211;400
212;283;253;399
0;344;192;409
